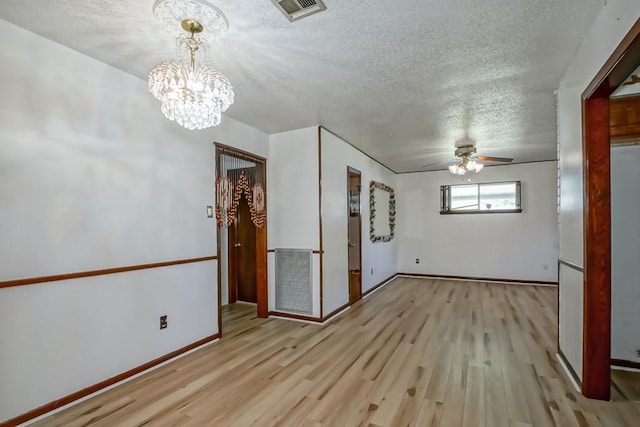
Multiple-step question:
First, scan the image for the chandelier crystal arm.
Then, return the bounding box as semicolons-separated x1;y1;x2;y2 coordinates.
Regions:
187;35;197;72
181;19;202;73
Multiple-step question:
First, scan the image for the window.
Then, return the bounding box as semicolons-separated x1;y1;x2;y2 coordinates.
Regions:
440;181;522;214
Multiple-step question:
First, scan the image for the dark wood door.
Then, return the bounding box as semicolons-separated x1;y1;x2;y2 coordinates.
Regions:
229;197;257;303
348;167;362;305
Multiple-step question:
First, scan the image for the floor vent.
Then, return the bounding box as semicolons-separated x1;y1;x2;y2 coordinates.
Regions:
275;249;313;315
271;0;327;22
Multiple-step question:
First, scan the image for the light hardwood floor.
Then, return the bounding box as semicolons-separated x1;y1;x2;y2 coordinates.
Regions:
612;369;640;402
31;277;640;426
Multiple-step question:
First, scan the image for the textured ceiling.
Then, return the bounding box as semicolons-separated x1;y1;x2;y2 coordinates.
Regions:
0;0;604;172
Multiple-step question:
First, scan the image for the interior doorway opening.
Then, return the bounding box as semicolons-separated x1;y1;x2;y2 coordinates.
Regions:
347;167;362;305
581;19;640;400
215;143;268;337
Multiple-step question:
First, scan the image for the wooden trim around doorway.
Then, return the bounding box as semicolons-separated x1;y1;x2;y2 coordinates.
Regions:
582;97;612;400
582;19;640;99
347;166;363;305
214;143;269;338
579;18;640;400
318;127;324;318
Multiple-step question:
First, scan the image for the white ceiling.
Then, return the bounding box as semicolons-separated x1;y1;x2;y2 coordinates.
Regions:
0;0;604;172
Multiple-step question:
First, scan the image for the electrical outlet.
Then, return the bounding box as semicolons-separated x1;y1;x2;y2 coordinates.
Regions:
416;258;420;264
160;315;168;330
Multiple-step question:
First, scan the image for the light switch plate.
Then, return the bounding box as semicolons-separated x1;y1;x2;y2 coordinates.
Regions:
206;206;213;218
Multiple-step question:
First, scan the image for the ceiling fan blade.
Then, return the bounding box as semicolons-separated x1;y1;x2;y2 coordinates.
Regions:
475;156;513;163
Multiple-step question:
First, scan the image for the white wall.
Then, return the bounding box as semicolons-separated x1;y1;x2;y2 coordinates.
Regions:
559;265;584;380
396;162;559;282
320;129;397;315
0;263;216;421
611;145;640;363
0;19;268;423
267;127;321;317
557;0;640;381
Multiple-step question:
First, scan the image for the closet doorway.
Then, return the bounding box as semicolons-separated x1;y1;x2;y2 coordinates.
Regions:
347;167;362;305
215;143;268;337
580;19;640;400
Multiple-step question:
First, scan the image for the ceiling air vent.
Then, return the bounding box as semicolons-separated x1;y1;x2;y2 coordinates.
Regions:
271;0;327;22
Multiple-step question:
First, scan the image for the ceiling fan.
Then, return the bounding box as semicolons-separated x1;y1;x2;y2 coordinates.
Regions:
448;145;513;175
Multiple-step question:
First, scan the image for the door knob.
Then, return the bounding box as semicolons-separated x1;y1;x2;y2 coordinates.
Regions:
234;243;242;247
348;243;356;248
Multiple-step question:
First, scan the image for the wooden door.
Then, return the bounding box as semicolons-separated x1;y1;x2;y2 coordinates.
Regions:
348;167;362;305
228;197;257;304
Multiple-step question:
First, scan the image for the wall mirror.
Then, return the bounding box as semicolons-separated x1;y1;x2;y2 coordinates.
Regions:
369;180;396;242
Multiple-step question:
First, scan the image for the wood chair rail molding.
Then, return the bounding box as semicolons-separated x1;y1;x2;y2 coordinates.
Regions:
0;256;218;289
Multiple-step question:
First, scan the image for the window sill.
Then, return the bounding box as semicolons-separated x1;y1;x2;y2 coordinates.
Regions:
439;209;523;215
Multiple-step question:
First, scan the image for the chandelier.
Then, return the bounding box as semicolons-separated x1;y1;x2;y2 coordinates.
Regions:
148;0;234;130
448;146;484;175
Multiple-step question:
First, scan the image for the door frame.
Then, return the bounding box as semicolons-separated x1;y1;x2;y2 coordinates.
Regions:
215;143;268;337
347;166;362;304
580;18;640;400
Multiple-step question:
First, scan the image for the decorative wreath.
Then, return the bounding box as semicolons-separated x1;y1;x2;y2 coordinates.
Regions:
370;180;396;242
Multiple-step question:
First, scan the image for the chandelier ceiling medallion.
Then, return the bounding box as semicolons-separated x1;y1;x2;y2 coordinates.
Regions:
448;145;484;175
149;0;234;130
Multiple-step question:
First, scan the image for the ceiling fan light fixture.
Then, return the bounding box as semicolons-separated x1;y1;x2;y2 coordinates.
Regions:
448;157;483;175
470;160;484;172
449;164;464;175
